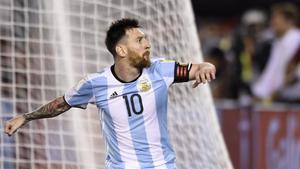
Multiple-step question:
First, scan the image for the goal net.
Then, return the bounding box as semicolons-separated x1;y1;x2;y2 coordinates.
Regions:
0;0;232;168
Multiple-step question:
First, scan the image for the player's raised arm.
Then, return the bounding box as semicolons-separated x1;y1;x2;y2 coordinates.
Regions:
189;62;216;88
4;96;71;136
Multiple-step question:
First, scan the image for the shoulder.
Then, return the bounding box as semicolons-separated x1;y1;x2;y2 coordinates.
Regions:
280;29;300;50
151;57;175;63
150;57;163;66
82;67;111;85
149;57;176;69
147;57;176;79
284;28;300;43
86;67;109;79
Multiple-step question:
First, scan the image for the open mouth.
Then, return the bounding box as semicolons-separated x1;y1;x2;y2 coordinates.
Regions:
143;51;150;57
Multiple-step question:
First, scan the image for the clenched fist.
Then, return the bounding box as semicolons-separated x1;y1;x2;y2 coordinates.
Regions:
5;115;26;136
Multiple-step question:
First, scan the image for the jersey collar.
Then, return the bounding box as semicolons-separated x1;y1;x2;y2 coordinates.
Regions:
110;65;143;83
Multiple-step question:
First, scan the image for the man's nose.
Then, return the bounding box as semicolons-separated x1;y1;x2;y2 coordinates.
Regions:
145;40;151;50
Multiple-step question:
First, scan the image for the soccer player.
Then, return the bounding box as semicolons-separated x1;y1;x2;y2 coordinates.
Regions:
5;18;216;169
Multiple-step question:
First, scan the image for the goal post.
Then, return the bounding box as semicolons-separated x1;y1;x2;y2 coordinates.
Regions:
0;0;232;168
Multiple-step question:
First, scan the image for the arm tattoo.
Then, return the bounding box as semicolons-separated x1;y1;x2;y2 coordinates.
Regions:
23;96;71;122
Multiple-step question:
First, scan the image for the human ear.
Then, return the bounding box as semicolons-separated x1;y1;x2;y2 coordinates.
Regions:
115;45;127;57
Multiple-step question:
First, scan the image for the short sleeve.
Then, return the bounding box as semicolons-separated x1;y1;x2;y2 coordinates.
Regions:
152;58;191;85
154;59;176;77
64;76;95;109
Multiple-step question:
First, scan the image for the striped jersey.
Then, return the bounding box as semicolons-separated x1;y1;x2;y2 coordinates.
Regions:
64;58;191;169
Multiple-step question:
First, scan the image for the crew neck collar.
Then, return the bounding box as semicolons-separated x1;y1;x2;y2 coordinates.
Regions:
110;65;142;83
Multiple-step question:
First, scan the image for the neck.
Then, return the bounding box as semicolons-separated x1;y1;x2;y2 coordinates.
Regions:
113;60;142;83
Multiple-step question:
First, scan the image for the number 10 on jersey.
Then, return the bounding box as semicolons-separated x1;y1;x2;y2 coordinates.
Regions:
122;94;144;117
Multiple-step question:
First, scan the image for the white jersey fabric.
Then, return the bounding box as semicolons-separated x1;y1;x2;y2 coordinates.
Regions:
64;58;178;169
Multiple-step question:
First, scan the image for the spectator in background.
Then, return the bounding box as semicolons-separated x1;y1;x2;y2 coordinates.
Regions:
228;9;269;99
205;47;230;98
252;2;300;103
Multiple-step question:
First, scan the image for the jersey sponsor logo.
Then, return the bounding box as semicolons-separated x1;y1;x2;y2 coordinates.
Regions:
137;76;151;92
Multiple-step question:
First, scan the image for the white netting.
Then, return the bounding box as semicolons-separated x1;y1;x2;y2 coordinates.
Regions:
0;0;232;168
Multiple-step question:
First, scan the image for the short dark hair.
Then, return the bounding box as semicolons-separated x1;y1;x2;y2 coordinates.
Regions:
105;18;140;57
272;2;299;25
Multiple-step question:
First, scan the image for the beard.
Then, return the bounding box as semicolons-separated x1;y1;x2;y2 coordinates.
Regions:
128;49;151;69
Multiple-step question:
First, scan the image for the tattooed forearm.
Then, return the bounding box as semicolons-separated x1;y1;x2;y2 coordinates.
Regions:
23;96;71;122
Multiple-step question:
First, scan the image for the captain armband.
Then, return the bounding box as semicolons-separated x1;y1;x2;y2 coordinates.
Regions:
174;62;192;83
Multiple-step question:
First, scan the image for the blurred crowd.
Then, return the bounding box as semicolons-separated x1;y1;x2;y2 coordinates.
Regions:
198;2;300;105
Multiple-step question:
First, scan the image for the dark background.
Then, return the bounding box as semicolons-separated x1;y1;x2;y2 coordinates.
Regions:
192;0;300;18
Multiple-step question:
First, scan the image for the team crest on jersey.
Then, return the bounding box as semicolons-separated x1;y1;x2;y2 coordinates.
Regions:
137;76;151;92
